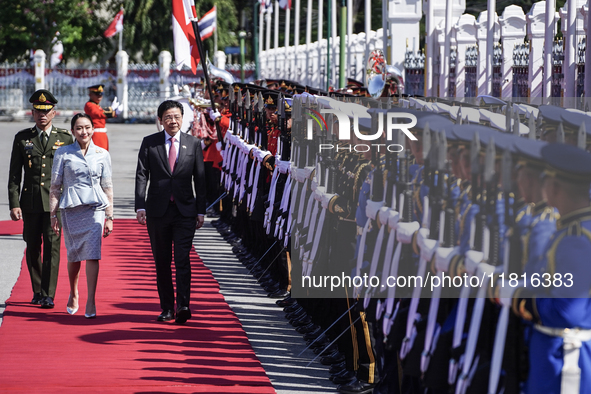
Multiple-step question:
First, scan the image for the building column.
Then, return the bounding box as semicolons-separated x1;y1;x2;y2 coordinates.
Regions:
387;0;422;72
476;10;500;96
454;14;477;98
499;5;526;98
527;1;546;99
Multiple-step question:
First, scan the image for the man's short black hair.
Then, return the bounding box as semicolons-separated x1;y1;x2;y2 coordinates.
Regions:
157;100;184;119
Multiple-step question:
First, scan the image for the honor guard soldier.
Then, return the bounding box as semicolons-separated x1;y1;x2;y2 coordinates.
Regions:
84;84;115;150
506;143;591;394
8;90;74;308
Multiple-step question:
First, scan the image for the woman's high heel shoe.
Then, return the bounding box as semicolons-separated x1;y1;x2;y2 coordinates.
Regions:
66;295;78;315
85;304;96;319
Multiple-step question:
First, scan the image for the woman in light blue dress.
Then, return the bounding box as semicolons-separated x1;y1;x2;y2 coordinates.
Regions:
49;113;113;318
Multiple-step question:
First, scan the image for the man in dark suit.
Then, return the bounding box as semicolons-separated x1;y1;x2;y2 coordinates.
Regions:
135;100;206;324
8;89;73;308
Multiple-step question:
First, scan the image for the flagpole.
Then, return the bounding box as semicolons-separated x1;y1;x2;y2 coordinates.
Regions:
190;18;225;149
214;4;218;54
118;6;124;52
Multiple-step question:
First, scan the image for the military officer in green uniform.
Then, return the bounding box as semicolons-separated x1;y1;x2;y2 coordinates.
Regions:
8;90;73;308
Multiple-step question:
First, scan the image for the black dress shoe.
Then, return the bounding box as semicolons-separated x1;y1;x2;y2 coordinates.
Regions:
268;289;290;298
286;310;307;323
332;370;356;384
337;379;376;394
295;322;318;334
303;327;322;341
175;306;192;324
157;310;175;322
291;315;312;327
276;297;294;307
329;361;347;374
40;296;55;309
321;351;345;365
284;302;302;313
31;293;43;305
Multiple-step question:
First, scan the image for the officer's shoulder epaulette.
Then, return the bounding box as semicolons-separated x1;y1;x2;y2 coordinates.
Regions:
53;127;70;134
15;126;36;137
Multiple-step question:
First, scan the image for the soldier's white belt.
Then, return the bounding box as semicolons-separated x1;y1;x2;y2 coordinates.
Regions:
94;128;107;133
534;324;591;394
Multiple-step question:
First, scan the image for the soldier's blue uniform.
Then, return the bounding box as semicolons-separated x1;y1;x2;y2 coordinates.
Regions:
514;144;591;394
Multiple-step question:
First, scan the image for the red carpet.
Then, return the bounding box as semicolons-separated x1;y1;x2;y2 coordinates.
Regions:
0;219;25;235
0;219;275;393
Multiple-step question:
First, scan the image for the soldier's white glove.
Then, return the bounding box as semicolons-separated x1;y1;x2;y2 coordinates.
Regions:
498;280;523;307
388;210;400;231
420;238;438;263
215;142;222;151
396;221;420;244
111;97;121;115
209;109;221;121
417;228;430;252
464;250;485;276
321;193;336;210
435;246;459;273
365;200;384;221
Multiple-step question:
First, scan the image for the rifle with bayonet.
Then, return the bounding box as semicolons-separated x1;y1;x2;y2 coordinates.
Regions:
456;138;500;394
449;132;482;385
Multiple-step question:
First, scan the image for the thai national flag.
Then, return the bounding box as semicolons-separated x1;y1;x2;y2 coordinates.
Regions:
278;0;291;10
198;6;216;40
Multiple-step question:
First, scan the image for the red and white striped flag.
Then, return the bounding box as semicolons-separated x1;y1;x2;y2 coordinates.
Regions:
104;9;124;38
278;0;291;10
172;0;200;74
198;6;216;40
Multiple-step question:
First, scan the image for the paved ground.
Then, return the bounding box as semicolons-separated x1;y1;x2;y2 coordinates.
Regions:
0;119;336;393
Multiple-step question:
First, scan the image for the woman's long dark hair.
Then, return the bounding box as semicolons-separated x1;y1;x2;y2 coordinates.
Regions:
70;113;94;130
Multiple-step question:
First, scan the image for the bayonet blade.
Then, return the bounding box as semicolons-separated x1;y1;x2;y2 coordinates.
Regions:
557;122;565;144
470;132;481;175
237;88;243;107
399;130;406;158
513;112;520;136
505;104;512;133
422;122;431;164
230;86;235;103
578;122;586;149
484;137;496;184
258;92;264;113
528;115;536;140
501;149;512;193
438;131;447;171
245;89;251;109
458;107;463;125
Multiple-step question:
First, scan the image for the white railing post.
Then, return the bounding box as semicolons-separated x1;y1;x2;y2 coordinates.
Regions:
159;51;172;99
116;50;129;119
34;50;46;91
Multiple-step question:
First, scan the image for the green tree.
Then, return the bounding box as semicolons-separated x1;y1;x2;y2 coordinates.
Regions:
0;0;112;63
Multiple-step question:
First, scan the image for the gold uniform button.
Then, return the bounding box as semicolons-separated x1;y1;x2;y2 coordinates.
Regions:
40;182;44;186
41;173;45;177
42;164;46;167
42;155;46;159
24;188;27;191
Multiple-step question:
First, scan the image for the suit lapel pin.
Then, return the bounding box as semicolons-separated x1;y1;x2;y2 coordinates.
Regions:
182;145;187;149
